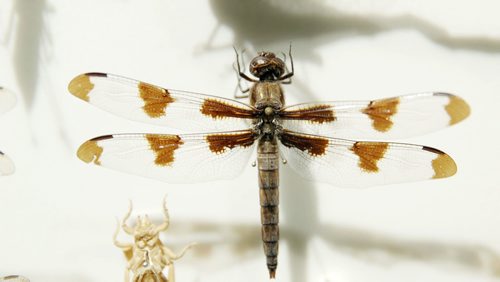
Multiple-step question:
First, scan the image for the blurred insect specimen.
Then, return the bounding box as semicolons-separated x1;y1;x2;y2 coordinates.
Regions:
0;276;29;282
114;198;195;282
0;151;15;176
0;87;16;176
70;48;469;278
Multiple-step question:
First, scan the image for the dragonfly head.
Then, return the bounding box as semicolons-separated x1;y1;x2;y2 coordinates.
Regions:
250;52;285;81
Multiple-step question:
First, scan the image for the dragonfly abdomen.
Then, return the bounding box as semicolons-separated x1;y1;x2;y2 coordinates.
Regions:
257;138;280;279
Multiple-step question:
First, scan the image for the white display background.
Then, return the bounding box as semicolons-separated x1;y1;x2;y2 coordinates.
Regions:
0;1;499;281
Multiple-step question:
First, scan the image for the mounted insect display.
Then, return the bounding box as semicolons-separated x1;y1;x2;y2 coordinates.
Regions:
0;87;16;176
114;197;195;282
69;48;469;278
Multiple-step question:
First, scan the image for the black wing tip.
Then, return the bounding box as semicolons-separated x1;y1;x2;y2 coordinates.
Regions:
89;134;114;142
422;145;446;155
84;72;108;77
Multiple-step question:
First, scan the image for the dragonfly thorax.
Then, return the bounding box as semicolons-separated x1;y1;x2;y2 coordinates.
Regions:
258;122;280;140
249;82;284;110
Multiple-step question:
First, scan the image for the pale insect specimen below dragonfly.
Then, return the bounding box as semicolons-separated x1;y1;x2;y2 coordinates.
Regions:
0;87;16;176
114;198;195;282
0;275;29;282
68;49;470;279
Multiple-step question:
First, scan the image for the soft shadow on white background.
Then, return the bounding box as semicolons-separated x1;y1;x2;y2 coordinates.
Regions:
0;1;499;281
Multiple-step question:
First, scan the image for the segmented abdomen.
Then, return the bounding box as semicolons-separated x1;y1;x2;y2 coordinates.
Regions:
257;139;280;279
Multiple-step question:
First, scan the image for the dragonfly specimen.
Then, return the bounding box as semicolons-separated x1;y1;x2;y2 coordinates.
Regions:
69;50;469;278
0;87;16;176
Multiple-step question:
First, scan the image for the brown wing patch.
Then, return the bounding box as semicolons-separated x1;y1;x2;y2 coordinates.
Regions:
350;142;388;173
200;98;257;120
206;131;257;154
139;82;175;118
279;130;329;157
68;74;94;102
422;146;457;179
280;105;335;124
445;95;470;125
77;136;110;165
146;134;184;166
363;97;400;132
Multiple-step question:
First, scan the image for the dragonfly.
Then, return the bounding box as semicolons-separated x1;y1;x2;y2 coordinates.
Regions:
68;50;469;279
0;87;16;176
0;276;29;282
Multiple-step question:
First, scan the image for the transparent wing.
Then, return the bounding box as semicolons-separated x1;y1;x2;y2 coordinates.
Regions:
0;87;16;114
280;92;470;139
68;73;258;132
0;88;16;176
0;151;15;176
279;130;456;188
77;130;257;183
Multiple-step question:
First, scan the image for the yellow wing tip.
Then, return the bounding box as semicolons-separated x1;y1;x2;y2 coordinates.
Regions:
77;140;103;165
446;95;470;125
68;74;93;102
432;153;457;179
